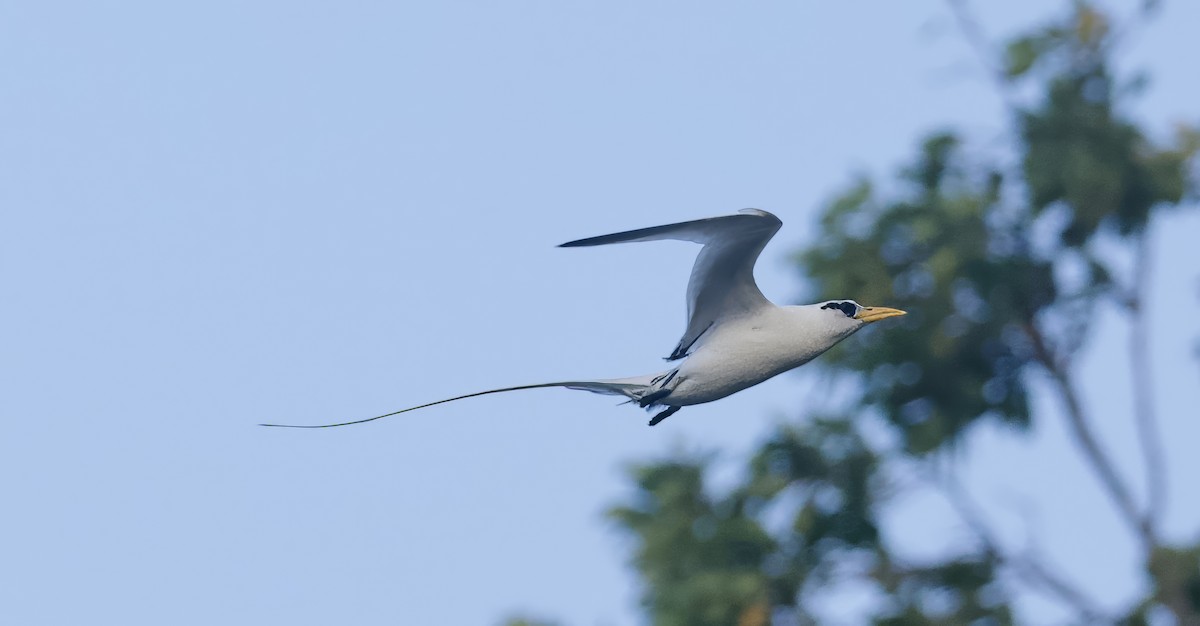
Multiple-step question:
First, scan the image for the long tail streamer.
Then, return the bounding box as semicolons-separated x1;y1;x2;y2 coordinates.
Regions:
259;383;573;429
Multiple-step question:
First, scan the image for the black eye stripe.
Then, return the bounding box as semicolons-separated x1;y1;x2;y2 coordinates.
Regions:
821;301;858;318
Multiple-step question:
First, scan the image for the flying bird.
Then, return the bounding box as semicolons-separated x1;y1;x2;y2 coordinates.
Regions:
262;209;904;428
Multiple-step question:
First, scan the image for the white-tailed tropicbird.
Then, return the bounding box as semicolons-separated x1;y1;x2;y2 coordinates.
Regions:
262;209;904;428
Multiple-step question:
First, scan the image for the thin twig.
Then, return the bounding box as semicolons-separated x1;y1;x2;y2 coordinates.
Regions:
1128;230;1166;536
1024;321;1157;549
943;0;1022;114
932;467;1107;621
941;0;1027;187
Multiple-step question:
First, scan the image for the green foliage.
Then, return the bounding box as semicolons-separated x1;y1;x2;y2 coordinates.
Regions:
609;458;776;626
610;421;1018;625
1021;69;1191;243
746;419;882;555
872;554;1014;625
792;2;1197;458
599;2;1200;625
525;2;1199;625
1006;2;1196;246
802;134;1052;453
1130;544;1200;622
498;618;561;626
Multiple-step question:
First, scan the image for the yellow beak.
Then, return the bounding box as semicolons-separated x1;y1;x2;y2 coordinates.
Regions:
854;306;907;323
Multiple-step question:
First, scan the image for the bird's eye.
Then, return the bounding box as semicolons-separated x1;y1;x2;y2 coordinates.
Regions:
821;302;858;318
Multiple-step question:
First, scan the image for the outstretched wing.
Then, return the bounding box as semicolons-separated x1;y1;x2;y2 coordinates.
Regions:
560;209;782;360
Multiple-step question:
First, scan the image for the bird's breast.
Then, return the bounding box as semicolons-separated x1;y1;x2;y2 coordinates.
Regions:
667;316;833;405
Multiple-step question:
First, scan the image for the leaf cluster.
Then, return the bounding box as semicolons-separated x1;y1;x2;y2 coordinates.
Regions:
604;2;1199;625
802;134;1052;454
610;419;1016;625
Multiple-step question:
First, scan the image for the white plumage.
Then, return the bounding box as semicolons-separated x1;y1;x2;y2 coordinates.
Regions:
262;209;905;428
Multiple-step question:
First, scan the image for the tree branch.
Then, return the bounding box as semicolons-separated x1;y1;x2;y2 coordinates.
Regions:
943;0;1022;114
1128;230;1166;537
1023;321;1157;549
932;466;1107;622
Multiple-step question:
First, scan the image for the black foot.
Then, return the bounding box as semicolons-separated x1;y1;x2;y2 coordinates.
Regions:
638;388;672;408
648;406;680;426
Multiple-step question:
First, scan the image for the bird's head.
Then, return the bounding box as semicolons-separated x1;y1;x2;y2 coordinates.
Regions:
816;300;907;337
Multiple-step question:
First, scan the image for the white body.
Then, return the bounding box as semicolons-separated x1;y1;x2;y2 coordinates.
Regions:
666;304;859;406
263;209;903;428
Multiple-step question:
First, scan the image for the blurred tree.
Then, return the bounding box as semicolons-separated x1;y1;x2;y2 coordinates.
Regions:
498;618;561;626
604;1;1198;625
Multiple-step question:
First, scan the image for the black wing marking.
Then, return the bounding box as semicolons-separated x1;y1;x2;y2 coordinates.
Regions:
561;209;782;361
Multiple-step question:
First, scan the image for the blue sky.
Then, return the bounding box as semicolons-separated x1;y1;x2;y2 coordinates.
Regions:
2;1;1197;624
